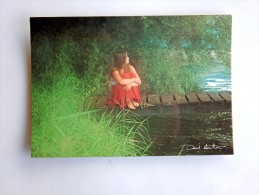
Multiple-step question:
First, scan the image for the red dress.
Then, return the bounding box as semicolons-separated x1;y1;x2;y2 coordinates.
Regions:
107;72;141;109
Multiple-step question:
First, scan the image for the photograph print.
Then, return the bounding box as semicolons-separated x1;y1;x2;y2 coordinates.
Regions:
31;15;233;157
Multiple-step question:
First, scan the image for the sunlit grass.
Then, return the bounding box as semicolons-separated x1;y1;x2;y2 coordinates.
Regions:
32;74;152;157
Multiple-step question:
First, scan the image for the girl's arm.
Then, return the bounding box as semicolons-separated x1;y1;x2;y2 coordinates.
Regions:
112;70;137;85
124;81;139;91
129;65;142;85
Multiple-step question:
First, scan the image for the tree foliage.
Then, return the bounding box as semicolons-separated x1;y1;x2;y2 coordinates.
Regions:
31;15;231;94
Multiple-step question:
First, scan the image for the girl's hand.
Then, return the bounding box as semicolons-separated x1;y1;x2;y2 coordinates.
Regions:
124;83;132;91
124;82;139;91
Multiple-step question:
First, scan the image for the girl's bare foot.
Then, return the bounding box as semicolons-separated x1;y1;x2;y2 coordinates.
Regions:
127;101;136;110
132;101;139;107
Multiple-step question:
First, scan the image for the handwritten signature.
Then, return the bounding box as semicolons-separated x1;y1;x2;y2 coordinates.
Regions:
181;143;227;151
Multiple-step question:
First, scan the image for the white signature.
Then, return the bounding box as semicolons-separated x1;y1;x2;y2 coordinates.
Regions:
181;143;227;151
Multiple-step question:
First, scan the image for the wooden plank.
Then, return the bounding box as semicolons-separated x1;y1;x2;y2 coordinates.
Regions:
140;92;147;103
208;92;224;102
95;96;108;107
147;94;161;105
186;93;199;103
83;96;98;108
160;94;176;105
219;92;232;102
174;94;188;104
196;93;212;103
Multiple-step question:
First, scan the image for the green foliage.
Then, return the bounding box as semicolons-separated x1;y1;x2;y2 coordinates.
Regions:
31;15;232;94
32;74;151;157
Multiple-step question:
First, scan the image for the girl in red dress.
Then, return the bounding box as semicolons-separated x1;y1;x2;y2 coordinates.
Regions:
107;51;142;110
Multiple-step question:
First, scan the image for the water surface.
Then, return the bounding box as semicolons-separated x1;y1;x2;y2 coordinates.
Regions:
146;112;233;156
199;64;231;92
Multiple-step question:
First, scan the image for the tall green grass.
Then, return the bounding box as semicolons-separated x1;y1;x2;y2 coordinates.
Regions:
31;34;151;157
32;74;151;157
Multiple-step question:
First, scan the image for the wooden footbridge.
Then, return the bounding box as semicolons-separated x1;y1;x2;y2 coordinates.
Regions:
83;92;232;156
84;91;232;115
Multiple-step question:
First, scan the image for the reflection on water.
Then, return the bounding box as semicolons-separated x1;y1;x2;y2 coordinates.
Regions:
199;64;231;92
146;112;233;156
138;63;233;156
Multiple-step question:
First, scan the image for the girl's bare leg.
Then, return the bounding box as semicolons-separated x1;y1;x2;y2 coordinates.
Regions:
125;82;139;109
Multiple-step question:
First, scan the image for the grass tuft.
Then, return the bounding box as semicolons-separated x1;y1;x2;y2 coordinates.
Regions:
32;74;152;157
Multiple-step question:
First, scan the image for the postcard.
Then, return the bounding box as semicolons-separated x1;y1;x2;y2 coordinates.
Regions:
31;15;233;157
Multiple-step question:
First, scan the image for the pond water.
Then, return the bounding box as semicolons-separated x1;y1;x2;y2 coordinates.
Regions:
199;64;231;92
106;63;233;156
144;63;233;156
146;111;233;156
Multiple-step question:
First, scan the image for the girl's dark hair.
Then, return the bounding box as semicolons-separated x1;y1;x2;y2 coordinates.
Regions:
113;51;129;73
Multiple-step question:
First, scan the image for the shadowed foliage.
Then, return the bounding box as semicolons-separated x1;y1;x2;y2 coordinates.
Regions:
31;16;231;95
